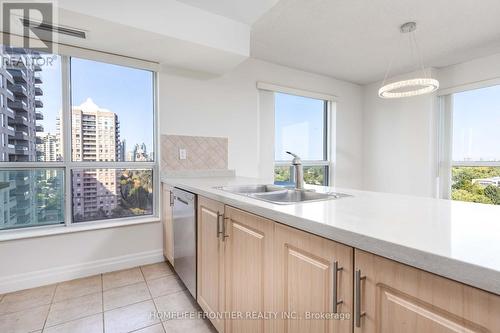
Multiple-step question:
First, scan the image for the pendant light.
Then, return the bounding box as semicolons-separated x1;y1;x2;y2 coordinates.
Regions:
378;22;439;99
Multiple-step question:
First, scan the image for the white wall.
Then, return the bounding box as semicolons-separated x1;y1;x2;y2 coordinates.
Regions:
362;70;439;197
159;58;364;189
0;222;163;293
362;52;500;197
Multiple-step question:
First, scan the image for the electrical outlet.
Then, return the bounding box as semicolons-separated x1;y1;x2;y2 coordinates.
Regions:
179;148;187;160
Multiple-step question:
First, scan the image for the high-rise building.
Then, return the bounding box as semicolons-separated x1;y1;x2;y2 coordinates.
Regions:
0;46;45;228
119;139;126;162
36;132;58;162
68;98;120;220
0;47;44;162
132;143;149;161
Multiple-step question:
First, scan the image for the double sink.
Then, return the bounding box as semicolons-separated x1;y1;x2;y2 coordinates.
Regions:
214;184;350;204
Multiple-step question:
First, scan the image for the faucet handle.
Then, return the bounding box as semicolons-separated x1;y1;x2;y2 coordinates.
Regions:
286;151;302;164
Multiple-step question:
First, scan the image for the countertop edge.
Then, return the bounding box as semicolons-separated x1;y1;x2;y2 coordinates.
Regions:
164;180;500;296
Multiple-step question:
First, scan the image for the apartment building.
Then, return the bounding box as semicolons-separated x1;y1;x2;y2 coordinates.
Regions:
36;132;58;162
0;47;44;228
70;98;121;220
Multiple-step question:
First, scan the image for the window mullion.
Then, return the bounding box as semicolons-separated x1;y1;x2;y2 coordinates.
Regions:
61;55;72;226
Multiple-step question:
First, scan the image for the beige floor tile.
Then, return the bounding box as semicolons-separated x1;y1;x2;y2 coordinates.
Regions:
0;304;49;333
46;292;102;327
43;313;103;333
103;268;144;291
0;284;55;315
104;299;159;333
133;323;165;333
140;262;173;281
103;282;151;311
163;318;216;333
53;275;102;302
147;275;185;298
153;290;198;316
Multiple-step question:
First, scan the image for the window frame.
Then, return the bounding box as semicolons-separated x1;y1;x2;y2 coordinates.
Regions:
0;44;160;236
438;81;500;200
272;90;334;186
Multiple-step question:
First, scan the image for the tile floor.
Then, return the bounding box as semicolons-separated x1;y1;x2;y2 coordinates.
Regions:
0;262;216;333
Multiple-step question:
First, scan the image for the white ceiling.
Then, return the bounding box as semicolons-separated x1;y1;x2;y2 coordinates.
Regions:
176;0;280;25
251;0;500;84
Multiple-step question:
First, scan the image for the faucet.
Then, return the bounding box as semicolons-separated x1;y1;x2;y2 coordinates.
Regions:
286;151;304;190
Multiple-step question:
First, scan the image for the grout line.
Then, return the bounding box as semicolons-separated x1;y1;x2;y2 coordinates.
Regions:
41;283;58;331
139;265;166;332
128;322;165;333
43;312;102;331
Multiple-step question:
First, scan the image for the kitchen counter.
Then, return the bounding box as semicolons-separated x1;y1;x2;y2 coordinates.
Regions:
162;176;500;295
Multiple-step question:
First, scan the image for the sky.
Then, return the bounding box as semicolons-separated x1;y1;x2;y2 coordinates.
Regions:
274;92;325;161
453;85;500;161
39;56;154;154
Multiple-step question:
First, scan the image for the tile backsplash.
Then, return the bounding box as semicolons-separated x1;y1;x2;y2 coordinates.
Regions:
161;135;228;172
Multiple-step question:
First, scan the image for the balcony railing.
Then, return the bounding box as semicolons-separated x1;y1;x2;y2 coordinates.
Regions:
9;85;28;97
34;87;43;96
35;125;44;132
8;100;28;112
5;107;15;118
12;115;29;126
34;73;42;83
35;99;43;108
35;111;44;120
8;69;27;83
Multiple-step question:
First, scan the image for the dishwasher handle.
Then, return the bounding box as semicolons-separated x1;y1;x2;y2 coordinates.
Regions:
175;196;190;205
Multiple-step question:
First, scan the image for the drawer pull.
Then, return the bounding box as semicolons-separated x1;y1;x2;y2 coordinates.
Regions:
355;269;366;327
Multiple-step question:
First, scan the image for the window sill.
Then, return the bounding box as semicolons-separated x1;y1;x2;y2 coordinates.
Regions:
0;217;161;242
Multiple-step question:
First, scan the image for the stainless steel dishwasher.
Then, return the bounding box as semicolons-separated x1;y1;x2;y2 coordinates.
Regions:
172;188;196;298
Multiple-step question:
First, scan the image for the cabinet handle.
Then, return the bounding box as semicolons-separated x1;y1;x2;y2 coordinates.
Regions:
332;261;343;313
216;212;223;238
169;191;174;206
222;216;229;241
355;269;366;328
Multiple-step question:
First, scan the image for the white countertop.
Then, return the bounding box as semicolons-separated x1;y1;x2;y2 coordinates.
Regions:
163;176;500;295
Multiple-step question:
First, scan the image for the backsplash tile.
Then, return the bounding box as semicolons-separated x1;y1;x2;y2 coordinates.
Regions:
161;135;228;172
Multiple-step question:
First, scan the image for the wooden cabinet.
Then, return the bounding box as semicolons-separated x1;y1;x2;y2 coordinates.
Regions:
161;184;174;264
274;224;354;333
197;196;226;332
223;206;275;333
354;249;500;333
193;196;500;333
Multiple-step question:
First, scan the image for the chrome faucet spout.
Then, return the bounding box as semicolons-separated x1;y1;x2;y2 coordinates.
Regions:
286;151;304;190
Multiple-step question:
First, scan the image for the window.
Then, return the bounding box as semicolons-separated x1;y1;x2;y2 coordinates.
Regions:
274;92;330;186
443;84;500;205
0;44;157;232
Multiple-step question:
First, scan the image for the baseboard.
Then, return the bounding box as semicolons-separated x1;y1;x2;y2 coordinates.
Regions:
0;249;164;294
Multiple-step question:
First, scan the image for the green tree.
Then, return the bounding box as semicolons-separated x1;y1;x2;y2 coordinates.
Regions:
451;167;500;205
484;185;500;205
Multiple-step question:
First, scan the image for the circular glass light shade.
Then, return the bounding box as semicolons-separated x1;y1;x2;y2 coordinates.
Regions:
378;78;439;98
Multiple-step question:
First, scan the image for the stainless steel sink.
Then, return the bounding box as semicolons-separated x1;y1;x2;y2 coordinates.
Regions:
214;184;350;204
214;184;285;194
251;189;349;204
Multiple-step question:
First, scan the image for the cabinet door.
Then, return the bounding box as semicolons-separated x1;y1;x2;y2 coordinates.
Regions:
354;249;500;333
275;224;353;333
197;196;225;332
162;184;174;264
224;206;274;333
